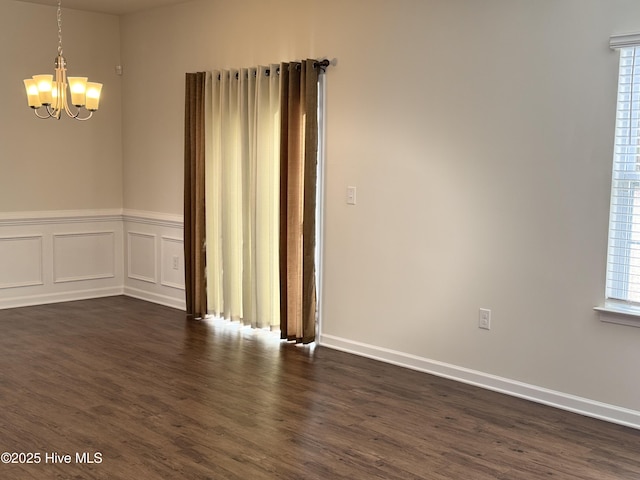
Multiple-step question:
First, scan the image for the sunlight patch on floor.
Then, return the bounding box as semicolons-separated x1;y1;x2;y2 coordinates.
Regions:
202;314;317;352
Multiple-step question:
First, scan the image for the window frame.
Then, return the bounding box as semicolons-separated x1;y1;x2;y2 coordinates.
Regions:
598;33;640;325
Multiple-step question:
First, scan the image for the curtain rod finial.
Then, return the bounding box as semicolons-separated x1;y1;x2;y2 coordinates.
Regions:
314;58;332;72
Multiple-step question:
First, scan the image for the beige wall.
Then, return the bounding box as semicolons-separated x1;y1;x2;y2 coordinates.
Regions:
120;0;640;414
1;1;122;212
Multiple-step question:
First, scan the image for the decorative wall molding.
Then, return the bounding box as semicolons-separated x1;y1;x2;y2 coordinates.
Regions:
127;231;157;284
0;210;123;310
0;209;185;310
123;211;185;311
0;209;123;226
123;209;183;228
53;231;116;283
0;209;184;310
0;209;183;227
318;333;640;431
160;236;185;290
0;235;44;289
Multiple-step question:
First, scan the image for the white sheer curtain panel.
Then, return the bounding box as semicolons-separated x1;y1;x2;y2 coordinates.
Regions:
205;66;281;329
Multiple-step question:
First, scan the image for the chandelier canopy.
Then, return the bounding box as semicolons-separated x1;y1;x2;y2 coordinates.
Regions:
23;0;103;121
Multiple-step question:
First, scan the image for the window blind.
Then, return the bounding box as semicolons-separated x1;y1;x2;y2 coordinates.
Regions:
607;45;640;303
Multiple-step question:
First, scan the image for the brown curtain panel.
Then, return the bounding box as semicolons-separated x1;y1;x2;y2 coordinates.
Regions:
184;72;207;319
279;60;320;343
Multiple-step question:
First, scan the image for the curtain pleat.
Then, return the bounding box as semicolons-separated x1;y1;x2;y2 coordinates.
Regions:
243;68;257;327
255;66;282;328
222;70;243;321
302;60;319;343
205;72;223;317
184;72;207;319
280;60;319;343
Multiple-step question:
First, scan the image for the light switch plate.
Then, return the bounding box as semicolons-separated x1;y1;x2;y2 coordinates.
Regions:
347;186;357;205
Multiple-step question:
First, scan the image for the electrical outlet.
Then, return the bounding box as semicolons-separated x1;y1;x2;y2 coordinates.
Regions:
172;255;179;270
479;308;491;330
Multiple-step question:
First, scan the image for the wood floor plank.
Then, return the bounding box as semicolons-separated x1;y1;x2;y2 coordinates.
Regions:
0;296;638;479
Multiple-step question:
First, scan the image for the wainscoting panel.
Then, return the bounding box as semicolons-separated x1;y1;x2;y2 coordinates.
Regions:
54;231;116;283
123;210;185;310
0;210;124;309
160;236;185;290
0;235;43;289
127;232;157;284
0;210;184;310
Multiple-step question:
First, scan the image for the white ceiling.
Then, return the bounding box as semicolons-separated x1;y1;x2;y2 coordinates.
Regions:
16;0;192;15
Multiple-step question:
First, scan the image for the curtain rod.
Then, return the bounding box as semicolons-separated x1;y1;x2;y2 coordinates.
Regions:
216;59;331;81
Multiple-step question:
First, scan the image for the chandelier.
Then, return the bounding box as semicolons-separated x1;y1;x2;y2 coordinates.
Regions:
23;0;103;121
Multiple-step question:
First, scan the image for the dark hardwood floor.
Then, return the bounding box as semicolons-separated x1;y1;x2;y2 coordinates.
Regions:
0;296;639;479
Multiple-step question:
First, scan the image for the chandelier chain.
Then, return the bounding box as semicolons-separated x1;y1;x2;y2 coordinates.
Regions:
57;0;63;56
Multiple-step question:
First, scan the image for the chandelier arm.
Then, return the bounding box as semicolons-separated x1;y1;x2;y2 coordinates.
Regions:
61;97;93;120
63;99;77;118
33;108;54;119
45;105;59;119
63;103;85;120
72;111;94;121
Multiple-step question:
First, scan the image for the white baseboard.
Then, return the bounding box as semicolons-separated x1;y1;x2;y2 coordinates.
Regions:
0;287;124;310
124;286;185;311
318;333;640;431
